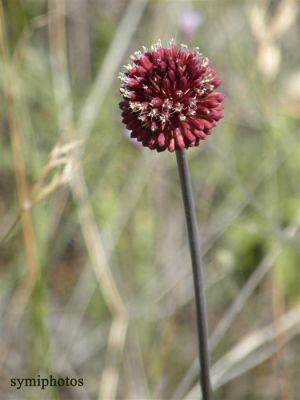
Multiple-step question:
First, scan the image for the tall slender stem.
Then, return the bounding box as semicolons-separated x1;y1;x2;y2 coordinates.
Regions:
176;149;212;400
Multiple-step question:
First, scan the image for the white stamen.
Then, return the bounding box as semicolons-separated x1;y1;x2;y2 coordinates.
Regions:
138;115;147;122
129;101;143;112
202;57;209;67
123;63;133;71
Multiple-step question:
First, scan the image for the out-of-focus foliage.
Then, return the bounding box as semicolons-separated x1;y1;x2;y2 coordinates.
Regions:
0;0;299;399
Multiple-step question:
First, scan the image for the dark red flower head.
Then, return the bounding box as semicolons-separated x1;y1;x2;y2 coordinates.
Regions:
119;40;224;152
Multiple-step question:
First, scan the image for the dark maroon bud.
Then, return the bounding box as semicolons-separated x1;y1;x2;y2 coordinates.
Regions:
202;120;213;130
139;55;153;71
162;78;171;92
174;128;185;149
155;47;165;59
167;59;176;70
194;130;207;139
168;70;176;82
181;121;196;142
158;61;167;73
197;106;210;115
199;100;219;108
151;97;164;107
178;76;188;90
209;112;224;121
190;118;204;131
137;66;147;75
127;79;140;89
168;137;176;152
211;78;222;88
157;132;166;147
144;88;154;97
147;136;157;149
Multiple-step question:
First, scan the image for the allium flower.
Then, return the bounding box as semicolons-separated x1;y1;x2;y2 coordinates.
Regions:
119;40;224;152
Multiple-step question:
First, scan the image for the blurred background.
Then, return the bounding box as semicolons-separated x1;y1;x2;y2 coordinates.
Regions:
0;0;299;399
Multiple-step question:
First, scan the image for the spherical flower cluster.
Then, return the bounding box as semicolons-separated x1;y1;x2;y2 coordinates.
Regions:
119;40;224;152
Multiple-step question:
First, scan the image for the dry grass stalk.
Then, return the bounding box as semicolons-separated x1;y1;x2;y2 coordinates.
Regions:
174;213;300;399
185;304;300;399
31;140;82;204
270;271;294;400
0;0;39;300
48;1;131;398
249;0;298;80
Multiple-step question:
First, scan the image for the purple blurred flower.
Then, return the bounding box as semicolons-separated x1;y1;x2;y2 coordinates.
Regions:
178;9;204;39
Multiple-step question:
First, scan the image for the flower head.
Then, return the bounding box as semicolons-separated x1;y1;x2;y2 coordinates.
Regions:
119;40;224;152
